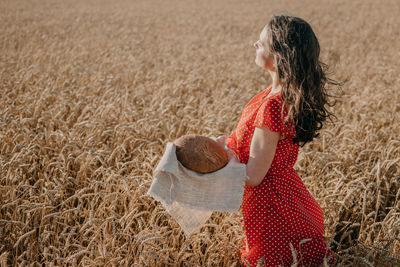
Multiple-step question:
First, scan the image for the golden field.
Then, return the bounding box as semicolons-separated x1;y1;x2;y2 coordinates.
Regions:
0;0;399;266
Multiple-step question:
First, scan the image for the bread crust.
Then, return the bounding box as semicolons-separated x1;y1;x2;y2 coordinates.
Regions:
174;135;228;173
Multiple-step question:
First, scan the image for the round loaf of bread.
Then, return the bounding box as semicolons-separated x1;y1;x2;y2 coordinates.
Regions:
174;134;228;173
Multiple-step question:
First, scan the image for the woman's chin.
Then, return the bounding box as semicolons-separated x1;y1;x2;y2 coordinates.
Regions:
255;63;264;69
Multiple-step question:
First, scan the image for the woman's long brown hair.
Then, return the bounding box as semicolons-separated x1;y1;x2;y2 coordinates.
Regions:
266;15;342;146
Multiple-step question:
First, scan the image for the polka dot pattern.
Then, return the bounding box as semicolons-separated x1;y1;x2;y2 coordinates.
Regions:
225;85;335;266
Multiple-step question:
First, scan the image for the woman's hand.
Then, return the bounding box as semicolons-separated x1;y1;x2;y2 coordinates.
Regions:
216;135;226;148
217;135;238;161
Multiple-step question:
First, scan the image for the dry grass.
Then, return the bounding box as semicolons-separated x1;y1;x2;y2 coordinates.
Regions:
0;0;399;266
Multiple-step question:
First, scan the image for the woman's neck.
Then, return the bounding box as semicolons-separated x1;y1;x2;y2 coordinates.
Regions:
268;70;282;96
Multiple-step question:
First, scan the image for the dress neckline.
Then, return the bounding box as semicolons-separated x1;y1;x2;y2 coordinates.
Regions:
264;85;281;99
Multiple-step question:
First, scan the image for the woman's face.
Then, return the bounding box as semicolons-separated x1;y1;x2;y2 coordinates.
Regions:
254;27;275;71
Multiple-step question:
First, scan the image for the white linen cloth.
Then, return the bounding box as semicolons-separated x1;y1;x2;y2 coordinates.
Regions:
146;140;247;236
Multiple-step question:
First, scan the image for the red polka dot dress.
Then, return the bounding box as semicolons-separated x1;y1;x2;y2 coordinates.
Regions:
225;85;335;266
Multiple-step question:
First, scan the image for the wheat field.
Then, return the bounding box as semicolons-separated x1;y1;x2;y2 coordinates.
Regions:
0;0;399;266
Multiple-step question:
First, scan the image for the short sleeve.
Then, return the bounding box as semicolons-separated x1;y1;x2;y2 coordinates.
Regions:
254;97;283;133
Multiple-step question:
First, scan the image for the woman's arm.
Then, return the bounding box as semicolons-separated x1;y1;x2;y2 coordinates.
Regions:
245;127;280;187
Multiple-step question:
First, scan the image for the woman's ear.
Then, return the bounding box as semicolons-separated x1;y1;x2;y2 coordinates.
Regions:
265;55;275;72
272;58;277;72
